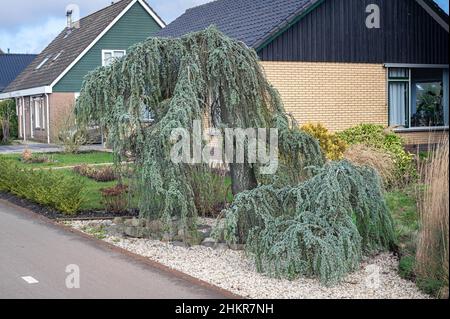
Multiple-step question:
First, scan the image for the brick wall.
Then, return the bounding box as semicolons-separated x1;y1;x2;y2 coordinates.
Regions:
49;92;77;143
260;61;388;132
398;130;449;146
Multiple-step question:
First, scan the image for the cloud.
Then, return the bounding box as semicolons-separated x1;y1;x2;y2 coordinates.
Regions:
0;17;66;54
0;0;212;54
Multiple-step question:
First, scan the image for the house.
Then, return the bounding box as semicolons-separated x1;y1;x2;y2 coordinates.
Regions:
0;0;165;143
158;0;449;145
0;53;37;93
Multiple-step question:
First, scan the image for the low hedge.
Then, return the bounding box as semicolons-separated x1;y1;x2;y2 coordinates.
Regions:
0;159;85;214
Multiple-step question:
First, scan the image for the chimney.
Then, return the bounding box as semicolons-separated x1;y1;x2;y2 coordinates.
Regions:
66;10;73;29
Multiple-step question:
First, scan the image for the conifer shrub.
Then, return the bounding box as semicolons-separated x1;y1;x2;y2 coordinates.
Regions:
218;161;396;284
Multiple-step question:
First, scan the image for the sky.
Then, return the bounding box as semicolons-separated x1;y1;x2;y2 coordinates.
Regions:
0;0;448;54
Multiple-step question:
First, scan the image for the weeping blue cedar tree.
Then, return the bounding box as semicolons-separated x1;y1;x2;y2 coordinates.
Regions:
75;28;395;284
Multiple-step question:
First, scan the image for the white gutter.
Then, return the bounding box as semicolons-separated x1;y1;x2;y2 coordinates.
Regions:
0;86;52;100
45;93;50;144
384;63;449;69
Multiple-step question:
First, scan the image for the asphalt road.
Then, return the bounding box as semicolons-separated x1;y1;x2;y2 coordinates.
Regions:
0;200;229;299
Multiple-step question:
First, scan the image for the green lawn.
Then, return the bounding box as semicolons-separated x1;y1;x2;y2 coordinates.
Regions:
0;151;113;168
385;187;420;282
385;187;419;241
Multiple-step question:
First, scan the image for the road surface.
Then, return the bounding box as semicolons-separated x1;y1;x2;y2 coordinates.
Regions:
0;200;230;299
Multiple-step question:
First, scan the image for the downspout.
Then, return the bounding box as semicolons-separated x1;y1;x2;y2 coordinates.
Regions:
45;93;50;144
30;97;34;138
22;97;26;143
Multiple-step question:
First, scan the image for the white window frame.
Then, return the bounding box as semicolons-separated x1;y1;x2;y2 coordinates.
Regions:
102;49;126;67
34;98;41;129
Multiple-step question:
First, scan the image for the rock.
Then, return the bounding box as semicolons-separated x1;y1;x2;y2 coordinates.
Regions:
214;243;229;250
161;232;173;242
197;226;212;240
107;225;125;237
201;237;217;248
228;243;245;251
113;217;124;225
101;220;113;227
146;220;163;233
124;219;133;226
124;226;146;238
130;218;145;227
172;241;190;248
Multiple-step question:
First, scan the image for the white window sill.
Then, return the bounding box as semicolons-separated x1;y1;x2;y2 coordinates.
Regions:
394;126;449;133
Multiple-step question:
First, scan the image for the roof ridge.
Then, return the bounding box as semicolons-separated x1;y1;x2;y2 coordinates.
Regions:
74;0;134;24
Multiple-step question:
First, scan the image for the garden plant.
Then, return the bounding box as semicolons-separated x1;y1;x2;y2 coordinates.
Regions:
75;28;396;284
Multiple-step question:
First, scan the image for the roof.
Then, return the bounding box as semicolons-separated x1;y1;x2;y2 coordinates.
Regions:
0;54;37;92
3;0;165;94
158;0;449;49
158;0;319;48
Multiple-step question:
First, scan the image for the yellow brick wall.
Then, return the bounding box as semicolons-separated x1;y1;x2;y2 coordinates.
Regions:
398;130;449;146
260;61;388;132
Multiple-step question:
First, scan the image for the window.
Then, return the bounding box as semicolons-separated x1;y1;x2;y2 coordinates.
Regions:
102;50;126;66
388;67;449;129
33;98;44;129
53;50;64;61
36;57;50;70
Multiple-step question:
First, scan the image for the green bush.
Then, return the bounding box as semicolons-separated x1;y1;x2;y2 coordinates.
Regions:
301;123;348;160
0;99;18;143
337;124;416;183
0;159;85;214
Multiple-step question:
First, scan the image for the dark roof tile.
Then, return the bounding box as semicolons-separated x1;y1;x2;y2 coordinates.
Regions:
157;0;318;48
0;54;37;92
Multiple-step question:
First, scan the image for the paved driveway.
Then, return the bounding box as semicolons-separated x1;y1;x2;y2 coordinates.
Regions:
0;143;108;154
0;200;230;299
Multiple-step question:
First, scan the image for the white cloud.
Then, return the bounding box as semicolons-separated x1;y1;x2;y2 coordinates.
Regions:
0;0;213;54
0;17;66;54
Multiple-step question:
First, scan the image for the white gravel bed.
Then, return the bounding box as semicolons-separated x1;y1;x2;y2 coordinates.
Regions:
67;220;430;299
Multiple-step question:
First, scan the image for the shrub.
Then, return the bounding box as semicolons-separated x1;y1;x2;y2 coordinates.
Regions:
56;112;87;154
416;138;449;298
0;159;85;214
344;144;396;188
337;124;416;183
100;184;129;213
188;165;231;218
73;165;117;182
20;149;55;164
218;161;396;284
0;99;18;143
301;123;347;160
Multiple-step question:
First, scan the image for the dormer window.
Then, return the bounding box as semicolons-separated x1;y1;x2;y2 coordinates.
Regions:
102;49;126;67
36;56;50;70
53;50;64;61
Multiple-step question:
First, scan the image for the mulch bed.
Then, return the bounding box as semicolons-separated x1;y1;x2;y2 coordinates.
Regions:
0;191;138;220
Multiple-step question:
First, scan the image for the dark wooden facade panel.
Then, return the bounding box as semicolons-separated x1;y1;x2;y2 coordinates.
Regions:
259;0;449;64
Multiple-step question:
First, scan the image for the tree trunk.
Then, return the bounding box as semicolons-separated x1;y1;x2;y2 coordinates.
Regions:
229;162;257;195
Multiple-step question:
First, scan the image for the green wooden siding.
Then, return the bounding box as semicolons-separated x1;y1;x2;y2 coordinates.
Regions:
53;2;161;92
